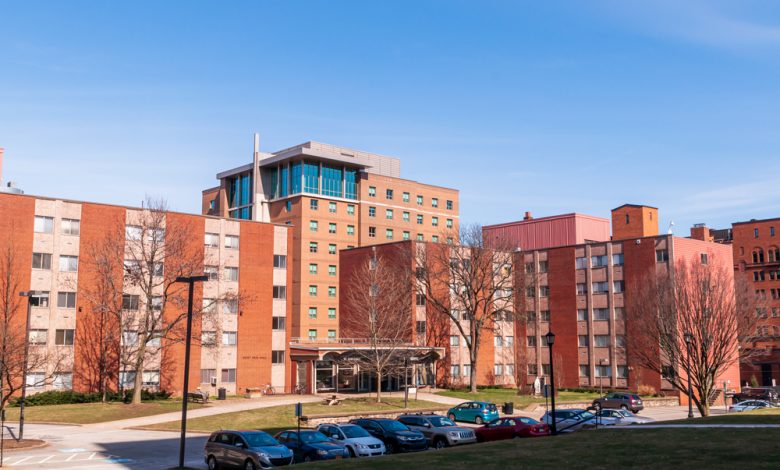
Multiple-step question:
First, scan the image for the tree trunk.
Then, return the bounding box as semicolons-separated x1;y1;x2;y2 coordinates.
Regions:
375;370;382;403
131;343;147;404
470;351;478;393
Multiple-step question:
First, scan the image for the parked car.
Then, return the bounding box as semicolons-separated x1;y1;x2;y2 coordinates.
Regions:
592;392;644;413
732;388;779;405
397;414;477;449
595;409;654;425
474;416;550;442
204;430;294;470
349;418;428;454
729;400;776;412
315;423;386;457
274;430;349;463
446;401;500;424
540;409;598;433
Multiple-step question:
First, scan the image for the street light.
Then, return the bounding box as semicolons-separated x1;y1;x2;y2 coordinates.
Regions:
17;291;41;441
683;332;694;419
175;275;209;469
545;331;556;436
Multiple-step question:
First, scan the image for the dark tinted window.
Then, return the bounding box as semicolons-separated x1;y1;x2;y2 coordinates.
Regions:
216;433;234;445
379;420;409;432
242;432;279;447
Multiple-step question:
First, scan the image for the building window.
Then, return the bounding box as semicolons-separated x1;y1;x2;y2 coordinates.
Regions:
201;368;217;384
591;255;608;267
541;335;553;347
309;242;318;253
755;228;760;238
656;249;669;262
386;229;394;240
463;364;471;377
308;307;317;319
308;285;318;296
417;233;424;241
542;364;551;376
594;335;610;347
386;209;393;219
617;366;629;378
29;291;50;307
579;365;589;377
416;321;426;335
328;223;337;234
625;214;630;225
431;198;438;208
309;264;318;275
612;253;624;266
402;211;410;222
494;364;504;376
309;220;318;232
285;200;292;212
369;206;376;217
446;219;453;228
494;336;504;347
328;265;337;276
403;231;410;240
432;235;439;243
201;331;216;347
432;217;439;227
386;189;393;200
403;192;410;202
539;261;548;273
308;329;317;340
576;283;587;295
204;265;219;281
29;329;47;345
576;257;588;270
451;365;460;377
125;225;142;240
59;255;78;272
595;365;612;378
539;286;550;297
328;244;337;255
274;255;287;269
578;335;588;347
34;216;54;234
328;308;336;319
221;369;236;383
613;281;625;293
347;225;355;235
593;308;609;321
225;267;239;282
122;294;139;311
347;204;355;215
527;364;538;375
55;329;75;346
272;316;286;330
592;282;609;294
61;219;80;236
224;235;239;249
446;200;453;210
202;298;216;313
32;253;52;270
540;310;550;322
701;253;709;265
222;332;237;346
416;214;424;225
223;299;238;314
52;372;73;390
328;202;337;213
368;186;376;197
416;195;423;205
416;293;426;306
328;286;337;297
772;227;776;237
450;335;460;346
527;335;536;347
577;309;587;321
57;292;77;309
272;350;285;364
205;232;219;247
368;227;376;238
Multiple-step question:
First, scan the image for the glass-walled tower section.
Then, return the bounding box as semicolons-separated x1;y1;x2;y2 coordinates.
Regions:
263;160;359;201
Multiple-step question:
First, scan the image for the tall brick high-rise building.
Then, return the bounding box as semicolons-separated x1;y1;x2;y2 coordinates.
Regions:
203;136;459;346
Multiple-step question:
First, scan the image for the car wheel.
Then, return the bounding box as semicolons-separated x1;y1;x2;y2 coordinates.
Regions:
434;438;447;449
386;442;396;454
348;446;356;458
207;456;219;470
475;416;483;425
244;459;256;470
448;413;457;421
593;402;601;411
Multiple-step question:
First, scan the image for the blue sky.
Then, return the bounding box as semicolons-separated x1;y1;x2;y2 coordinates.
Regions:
2;1;780;232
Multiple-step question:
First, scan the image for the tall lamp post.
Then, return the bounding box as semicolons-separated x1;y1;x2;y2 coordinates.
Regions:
683;332;694;419
17;291;40;441
545;331;556;436
175;275;208;469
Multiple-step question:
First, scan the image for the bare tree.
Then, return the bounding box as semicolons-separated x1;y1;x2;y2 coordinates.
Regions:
341;248;414;403
414;224;516;393
626;255;763;417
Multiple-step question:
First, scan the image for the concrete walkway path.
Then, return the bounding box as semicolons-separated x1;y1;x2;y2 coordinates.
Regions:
85;394;322;430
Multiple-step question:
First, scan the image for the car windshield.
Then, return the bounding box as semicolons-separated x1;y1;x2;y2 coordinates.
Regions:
380;421;409;432
242;432;279;447
299;431;330;443
428;417;456;427
341;425;370;438
616;410;634;417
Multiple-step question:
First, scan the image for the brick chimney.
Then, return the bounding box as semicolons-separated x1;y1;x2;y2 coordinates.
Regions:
524;211;533;221
690;223;713;242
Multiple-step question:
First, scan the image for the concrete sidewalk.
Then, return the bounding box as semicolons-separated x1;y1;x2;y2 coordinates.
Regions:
85;394;322;430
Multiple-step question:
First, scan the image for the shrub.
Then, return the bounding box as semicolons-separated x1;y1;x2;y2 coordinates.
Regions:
637;384;657;397
9;389;171;407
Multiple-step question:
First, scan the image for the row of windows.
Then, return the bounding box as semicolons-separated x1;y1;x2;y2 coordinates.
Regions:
577;335;626;348
307;307;338;319
31;253;78;272
366;188;454;211
307;285;338;297
308;264;337;276
307;329;337;340
575;254;624;269
526;308;626;323
308;242;339;255
26;372;73;389
576;281;625;295
753;227;777;239
368;227;449;243
451;364;514;377
309;199;356;215
366;207;453;227
27;291;77;308
204;233;240;249
750;248;780;264
753;270;780;282
309;220;355;235
579;365;630;378
29;329;75;345
33;216;80;236
204;266;240;282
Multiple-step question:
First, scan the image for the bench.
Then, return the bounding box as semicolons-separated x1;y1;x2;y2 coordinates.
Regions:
322;395;342;406
245;387;264;399
187;391;209;403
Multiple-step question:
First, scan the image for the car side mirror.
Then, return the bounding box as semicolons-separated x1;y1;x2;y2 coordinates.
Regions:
425;423;431;428
236;442;245;448
331;434;340;440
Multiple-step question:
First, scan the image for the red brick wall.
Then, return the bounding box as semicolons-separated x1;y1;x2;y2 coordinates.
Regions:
547;246;579;388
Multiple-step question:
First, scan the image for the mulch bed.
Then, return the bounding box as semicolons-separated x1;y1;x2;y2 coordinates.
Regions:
2;438;48;451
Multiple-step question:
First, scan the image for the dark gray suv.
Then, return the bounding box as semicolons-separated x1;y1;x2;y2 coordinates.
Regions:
204;430;294;469
592;392;644;413
397;414;477;449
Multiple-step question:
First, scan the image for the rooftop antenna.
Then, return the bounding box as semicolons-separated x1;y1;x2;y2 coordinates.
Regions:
667;221;675;235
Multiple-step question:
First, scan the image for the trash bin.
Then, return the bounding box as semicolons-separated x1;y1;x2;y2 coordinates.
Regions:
503;402;513;414
218;387;227;400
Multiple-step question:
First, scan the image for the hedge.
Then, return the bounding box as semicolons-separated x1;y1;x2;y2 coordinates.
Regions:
9;389;172;407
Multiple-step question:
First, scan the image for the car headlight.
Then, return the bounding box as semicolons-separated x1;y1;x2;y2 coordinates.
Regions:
357;444;367;449
316;449;329;456
255;452;270;460
398;436;410;441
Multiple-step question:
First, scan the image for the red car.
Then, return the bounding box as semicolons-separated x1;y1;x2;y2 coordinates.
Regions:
474;417;550;442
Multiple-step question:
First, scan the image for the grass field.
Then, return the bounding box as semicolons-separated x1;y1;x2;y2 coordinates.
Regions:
311;427;778;469
436;388;602;408
145;397;446;434
3;400;203;424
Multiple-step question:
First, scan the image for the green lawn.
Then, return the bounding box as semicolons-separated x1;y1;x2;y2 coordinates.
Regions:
311;427;778;469
436;388;602;408
661;407;780;425
145;397;446;434
3;400;203;425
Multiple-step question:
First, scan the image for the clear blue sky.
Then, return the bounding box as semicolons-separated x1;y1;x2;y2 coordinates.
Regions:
2;1;780;232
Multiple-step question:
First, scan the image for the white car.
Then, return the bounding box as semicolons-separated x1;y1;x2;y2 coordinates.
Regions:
316;423;386;457
595;409;654;425
729;400;775;412
539;409;599;433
